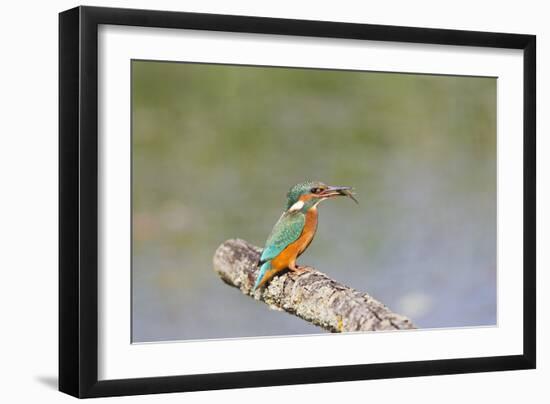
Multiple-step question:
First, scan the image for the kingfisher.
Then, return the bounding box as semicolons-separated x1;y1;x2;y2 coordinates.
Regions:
253;181;357;291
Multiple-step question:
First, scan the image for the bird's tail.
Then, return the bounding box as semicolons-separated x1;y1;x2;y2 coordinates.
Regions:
252;261;271;291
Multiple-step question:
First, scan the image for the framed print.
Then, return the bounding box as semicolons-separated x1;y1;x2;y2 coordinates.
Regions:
59;6;536;398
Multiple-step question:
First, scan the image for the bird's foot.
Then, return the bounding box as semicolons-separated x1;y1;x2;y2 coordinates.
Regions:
289;265;312;276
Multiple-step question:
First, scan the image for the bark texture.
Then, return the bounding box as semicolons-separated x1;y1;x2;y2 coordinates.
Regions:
213;238;415;332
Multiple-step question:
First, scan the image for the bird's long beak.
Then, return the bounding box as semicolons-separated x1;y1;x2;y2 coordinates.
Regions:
320;185;359;204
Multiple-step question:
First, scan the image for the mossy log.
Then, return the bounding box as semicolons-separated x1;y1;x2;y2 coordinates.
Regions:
213;238;415;332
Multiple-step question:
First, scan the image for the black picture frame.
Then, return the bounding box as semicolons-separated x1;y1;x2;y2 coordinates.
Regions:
59;5;536;398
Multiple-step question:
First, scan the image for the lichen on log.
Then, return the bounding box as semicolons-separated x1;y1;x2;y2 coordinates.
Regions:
213;238;415;332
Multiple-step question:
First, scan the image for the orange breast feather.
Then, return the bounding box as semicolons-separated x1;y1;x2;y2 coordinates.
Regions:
271;208;318;270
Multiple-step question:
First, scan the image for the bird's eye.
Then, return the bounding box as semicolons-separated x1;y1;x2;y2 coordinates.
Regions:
311;187;321;194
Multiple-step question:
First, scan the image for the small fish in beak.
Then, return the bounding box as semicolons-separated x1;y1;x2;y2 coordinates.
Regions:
340;188;359;204
320;186;359;204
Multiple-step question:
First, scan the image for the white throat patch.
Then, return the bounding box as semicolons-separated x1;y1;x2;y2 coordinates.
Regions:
288;200;305;212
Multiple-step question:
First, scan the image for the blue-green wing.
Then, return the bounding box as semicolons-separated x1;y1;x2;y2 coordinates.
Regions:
259;211;305;264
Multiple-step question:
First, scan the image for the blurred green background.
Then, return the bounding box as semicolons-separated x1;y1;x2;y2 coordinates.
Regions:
131;60;496;342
